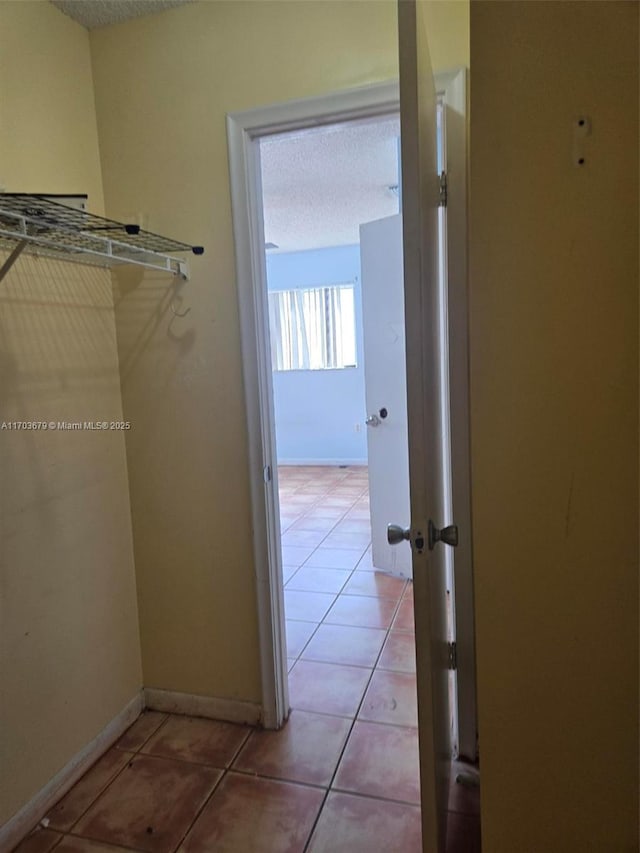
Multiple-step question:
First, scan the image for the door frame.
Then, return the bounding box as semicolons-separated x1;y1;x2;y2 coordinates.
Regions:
226;71;474;747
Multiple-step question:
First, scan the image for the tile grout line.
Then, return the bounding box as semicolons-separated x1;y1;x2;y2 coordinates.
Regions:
280;475;368;555
168;727;252;853
63;752;137;837
300;584;410;852
41;713;170;849
281;468;418;850
61;828;146;853
280;467;371;851
61;715;243;853
227;765;327;792
282;473;366;664
24;469;403;853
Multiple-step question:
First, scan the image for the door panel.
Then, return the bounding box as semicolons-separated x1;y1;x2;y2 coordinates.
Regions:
360;214;412;578
398;0;452;849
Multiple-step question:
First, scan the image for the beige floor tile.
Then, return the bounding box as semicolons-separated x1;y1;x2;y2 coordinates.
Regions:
321;532;371;551
330;485;368;497
142;715;249;768
281;529;327;549
353;550;377;571
281;545;316;567
333;721;420;805
288;659;371;717
233;709;351;787
333;518;372;534
74;754;221;852
179;773;323;853
342;507;371;521
116;711;167;752
46;748;132;831
341;571;406;600
323;594;397;630
289;516;337;534
305;548;362;570
284;589;336;622
285;566;351;594
302;506;348;521
301;623;386;668
358;669;418;727
55;838;135;852
320;495;360;508
307;792;422;853
285;619;317;658
377;630;417;674
11;829;62;853
282;563;299;583
392;597;415;631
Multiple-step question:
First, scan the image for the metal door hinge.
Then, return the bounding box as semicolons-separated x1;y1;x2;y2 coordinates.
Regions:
447;641;457;670
438;171;448;208
263;464;272;483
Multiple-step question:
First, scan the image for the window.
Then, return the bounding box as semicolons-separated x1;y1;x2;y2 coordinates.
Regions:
268;284;357;371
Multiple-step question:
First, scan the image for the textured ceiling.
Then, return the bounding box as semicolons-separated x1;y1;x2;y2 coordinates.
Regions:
260;116;401;254
51;0;192;30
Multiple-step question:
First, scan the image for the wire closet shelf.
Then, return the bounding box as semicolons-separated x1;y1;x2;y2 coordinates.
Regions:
0;194;204;283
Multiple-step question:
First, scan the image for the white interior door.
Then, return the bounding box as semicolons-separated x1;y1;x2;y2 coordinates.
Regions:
360;213;412;578
398;0;453;849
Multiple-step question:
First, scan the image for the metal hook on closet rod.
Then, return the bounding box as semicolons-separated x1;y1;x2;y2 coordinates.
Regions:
170;296;191;318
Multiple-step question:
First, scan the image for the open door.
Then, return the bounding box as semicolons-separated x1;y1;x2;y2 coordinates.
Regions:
395;0;453;849
360;213;412;578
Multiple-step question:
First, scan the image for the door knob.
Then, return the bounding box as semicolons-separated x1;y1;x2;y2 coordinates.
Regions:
388;524;425;553
387;524;411;545
365;414;381;427
428;520;459;550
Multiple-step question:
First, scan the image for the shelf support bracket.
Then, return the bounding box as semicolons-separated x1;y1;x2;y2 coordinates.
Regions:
0;239;28;284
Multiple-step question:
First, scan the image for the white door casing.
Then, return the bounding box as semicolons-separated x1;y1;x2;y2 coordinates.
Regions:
226;68;474;769
226;83;400;730
360;213;412;578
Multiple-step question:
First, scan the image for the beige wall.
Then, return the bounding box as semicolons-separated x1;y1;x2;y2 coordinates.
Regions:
90;0;468;704
3;0;637;844
0;2;142;825
470;2;638;850
0;0;105;209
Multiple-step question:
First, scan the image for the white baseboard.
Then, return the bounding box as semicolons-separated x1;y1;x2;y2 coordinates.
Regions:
277;459;367;467
144;688;262;727
0;692;143;852
3;689;262;850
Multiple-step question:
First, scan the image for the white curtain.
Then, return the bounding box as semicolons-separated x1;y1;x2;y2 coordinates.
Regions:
268;284;356;371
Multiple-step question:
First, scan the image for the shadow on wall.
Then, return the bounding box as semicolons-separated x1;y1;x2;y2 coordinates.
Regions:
0;256;117;398
0;255;128;510
110;265;196;385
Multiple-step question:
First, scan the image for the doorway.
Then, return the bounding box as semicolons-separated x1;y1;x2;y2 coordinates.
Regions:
226;74;475;761
261;111;424;758
256;112;423;812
